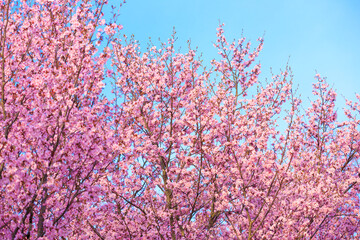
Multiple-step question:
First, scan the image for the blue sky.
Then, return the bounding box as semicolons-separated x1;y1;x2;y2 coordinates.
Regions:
106;0;360;115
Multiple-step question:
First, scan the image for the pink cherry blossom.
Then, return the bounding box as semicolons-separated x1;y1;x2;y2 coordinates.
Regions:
1;0;360;239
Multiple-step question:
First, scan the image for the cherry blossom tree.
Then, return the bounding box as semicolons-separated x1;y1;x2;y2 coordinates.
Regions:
102;27;360;239
1;0;360;239
0;0;118;238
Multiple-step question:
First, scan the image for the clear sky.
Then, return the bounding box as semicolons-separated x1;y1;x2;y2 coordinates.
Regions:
106;0;360;116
